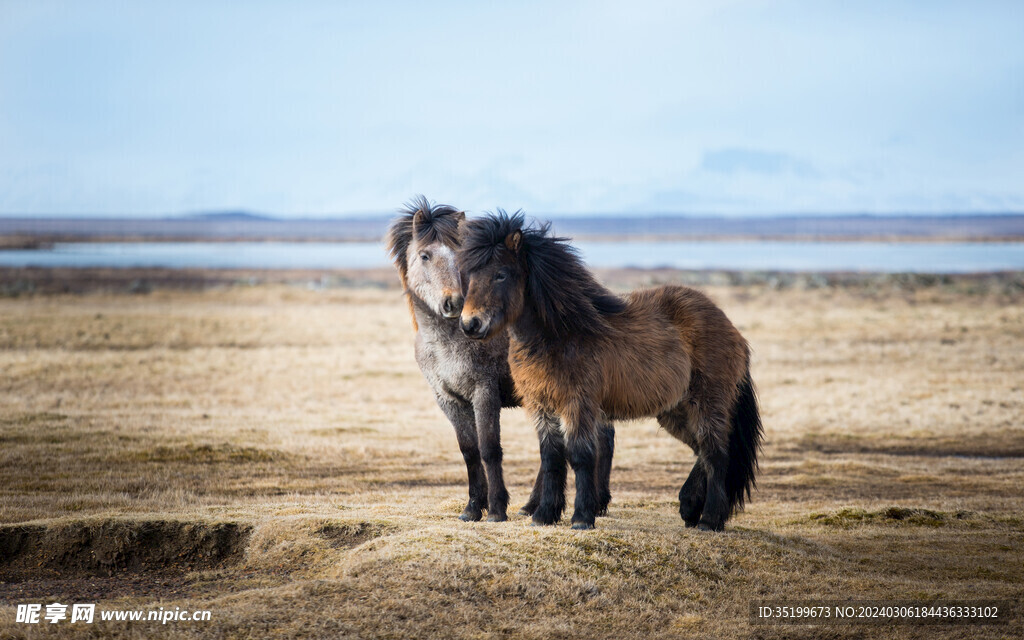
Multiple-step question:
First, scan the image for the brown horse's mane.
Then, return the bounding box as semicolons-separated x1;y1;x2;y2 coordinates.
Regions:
385;195;463;282
461;210;626;339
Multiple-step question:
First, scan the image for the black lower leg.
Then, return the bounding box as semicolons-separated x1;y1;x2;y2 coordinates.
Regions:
474;390;509;522
520;466;543;516
531;432;567;525
438;396;488;522
480;444;509;522
697;449;729;531
595;422;615;516
678;462;706;527
459;448;488;521
568;436;599;530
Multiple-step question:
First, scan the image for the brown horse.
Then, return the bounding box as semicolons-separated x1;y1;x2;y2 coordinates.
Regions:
458;211;763;530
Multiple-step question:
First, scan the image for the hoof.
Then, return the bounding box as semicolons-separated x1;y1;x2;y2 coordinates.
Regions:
571;521;595;530
681;506;702;528
459;509;483;522
529;520;554;527
530;505;562;526
486;513;508;523
679;501;704;524
518;506;535;517
696;521;724;532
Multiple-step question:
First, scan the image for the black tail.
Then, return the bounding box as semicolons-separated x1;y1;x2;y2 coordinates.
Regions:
725;369;763;514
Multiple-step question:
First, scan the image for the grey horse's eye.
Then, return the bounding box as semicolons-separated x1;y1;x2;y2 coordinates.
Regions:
420;252;430;261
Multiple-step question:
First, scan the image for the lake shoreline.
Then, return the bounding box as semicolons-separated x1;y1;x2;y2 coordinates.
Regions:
2;232;1024;246
3;240;1024;273
2;266;1022;300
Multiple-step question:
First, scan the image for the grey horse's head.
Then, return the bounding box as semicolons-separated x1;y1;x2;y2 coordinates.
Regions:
386;195;466;319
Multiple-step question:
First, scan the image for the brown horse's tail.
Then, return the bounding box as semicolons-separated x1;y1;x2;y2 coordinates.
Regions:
725;368;763;514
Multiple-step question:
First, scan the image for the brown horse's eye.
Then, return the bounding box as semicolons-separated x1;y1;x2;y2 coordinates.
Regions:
494;271;507;282
420;252;430;261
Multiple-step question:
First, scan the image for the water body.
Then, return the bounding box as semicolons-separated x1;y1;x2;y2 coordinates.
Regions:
1;241;1022;273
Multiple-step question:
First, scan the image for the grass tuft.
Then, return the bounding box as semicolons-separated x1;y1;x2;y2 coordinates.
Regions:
803;506;976;528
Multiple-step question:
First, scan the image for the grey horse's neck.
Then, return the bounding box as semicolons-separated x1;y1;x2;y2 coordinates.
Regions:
409;293;460;339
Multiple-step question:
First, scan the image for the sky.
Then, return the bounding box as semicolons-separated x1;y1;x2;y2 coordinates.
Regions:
1;0;1022;217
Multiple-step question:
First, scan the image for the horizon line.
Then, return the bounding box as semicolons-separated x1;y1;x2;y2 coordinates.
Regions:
3;211;1024;221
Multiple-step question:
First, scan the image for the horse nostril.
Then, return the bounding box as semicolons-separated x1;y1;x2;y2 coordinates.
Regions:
442;295;463;317
460;316;481;337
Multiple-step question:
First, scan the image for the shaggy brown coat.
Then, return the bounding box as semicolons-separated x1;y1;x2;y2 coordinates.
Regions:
459;211;762;530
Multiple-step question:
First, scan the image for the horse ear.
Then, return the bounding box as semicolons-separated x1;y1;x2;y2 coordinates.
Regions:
455;211;468;237
411;209;428;243
505;230;522;253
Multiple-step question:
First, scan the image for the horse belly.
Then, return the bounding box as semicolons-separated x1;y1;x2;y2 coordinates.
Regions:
601;344;691;420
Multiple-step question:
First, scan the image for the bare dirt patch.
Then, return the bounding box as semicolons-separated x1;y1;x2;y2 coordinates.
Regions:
0;519;251;582
803;507;977;528
314;521;390;549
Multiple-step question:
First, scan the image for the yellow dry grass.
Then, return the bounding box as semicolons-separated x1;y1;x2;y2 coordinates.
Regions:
0;278;1022;639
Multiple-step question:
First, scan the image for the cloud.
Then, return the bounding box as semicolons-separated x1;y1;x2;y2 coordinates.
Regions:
1;3;1022;216
699;148;820;179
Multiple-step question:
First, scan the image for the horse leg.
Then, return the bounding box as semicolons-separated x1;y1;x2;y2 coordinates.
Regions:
694;409;731;532
530;411;567;526
436;394;488;521
595;419;615;517
566;406;600;530
657;408;705;527
473;384;509;522
526;415;607;519
678;463;706;527
519;466;543;516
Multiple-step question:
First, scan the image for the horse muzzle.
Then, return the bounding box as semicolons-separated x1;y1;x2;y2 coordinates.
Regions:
459;315;488;340
441;294;464;318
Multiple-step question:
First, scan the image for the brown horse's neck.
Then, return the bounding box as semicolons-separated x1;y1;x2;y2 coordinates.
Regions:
506;305;544;350
506;301;577;358
510;282;623;349
516;245;625;343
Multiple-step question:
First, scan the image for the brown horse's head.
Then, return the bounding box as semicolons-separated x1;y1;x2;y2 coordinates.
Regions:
459;210;626;340
385;196;466;319
458;212;528;340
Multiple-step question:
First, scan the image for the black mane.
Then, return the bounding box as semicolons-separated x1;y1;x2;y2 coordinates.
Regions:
385;195;463;280
461;210;626;338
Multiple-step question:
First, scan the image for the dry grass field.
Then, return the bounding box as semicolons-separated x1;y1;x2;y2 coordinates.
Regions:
1;271;1022;639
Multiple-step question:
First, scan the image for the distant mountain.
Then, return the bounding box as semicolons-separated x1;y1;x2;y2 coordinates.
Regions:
0;213;1022;242
184;211;276;221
